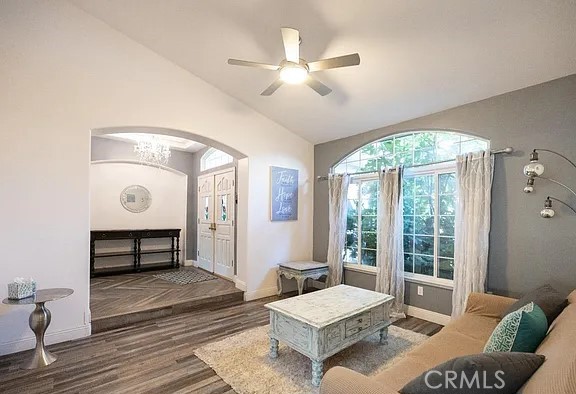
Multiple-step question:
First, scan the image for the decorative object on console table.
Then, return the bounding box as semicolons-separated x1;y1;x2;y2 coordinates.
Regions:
2;288;73;369
277;261;329;295
522;148;576;218
90;229;181;277
265;284;394;387
7;277;36;300
270;166;298;221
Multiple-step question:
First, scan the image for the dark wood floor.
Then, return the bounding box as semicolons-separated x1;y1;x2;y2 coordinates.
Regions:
90;268;243;332
0;297;442;394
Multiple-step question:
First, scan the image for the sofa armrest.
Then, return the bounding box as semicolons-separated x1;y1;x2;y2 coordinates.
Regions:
320;367;399;394
465;292;517;319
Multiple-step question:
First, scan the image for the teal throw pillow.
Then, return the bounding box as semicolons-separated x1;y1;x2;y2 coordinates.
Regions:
484;302;548;353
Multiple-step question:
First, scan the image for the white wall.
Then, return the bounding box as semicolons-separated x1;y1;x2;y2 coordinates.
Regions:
90;162;187;263
0;0;313;355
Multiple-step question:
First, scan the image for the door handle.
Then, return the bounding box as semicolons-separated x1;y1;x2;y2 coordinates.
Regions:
209;223;217;231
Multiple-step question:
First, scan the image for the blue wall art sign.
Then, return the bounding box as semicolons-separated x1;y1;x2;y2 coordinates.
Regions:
270;166;299;221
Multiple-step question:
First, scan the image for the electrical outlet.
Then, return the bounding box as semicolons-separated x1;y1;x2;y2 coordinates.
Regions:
417;286;424;296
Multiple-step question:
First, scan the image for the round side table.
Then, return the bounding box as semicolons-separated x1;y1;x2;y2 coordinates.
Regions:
2;288;74;369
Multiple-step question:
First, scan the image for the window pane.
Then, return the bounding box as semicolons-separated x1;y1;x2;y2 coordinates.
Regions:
360;158;379;172
439;173;456;194
360;143;379;159
344;246;358;263
402;177;415;197
362;232;377;250
415;196;435;216
396;150;413;166
415;236;434;255
414;215;434;235
439;236;455;258
361;249;377;266
414;148;435;165
439;258;454;280
415;175;434;196
403;216;414;235
403;198;414;215
361;216;377;231
439;195;456;215
394;134;414;152
403;235;414;253
439;215;455;236
404;253;414;273
414;255;434;276
413;132;435;149
333;163;346;174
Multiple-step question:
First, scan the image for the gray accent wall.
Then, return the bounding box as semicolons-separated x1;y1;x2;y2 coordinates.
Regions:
314;75;576;314
91;136;200;260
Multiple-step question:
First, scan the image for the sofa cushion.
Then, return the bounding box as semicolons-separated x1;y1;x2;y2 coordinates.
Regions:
502;284;568;326
399;352;545;394
484;302;548;353
374;314;499;391
518;293;576;394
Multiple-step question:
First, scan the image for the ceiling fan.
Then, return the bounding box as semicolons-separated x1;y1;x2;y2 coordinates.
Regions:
227;27;360;96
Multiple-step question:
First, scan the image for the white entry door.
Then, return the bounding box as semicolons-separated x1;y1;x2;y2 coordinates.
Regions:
197;174;215;272
197;168;235;279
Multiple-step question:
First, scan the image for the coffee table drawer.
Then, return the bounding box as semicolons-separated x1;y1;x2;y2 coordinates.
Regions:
345;312;371;337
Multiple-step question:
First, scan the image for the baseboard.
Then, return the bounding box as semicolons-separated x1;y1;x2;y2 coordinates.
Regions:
0;324;91;356
406;305;451;326
244;286;278;302
234;276;247;292
184;259;197;267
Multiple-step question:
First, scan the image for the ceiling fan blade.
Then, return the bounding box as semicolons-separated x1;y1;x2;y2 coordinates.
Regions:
307;53;360;73
261;79;284;96
227;59;280;70
305;77;332;96
281;27;300;63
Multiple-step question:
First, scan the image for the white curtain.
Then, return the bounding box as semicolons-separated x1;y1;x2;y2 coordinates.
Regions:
326;174;350;287
376;167;405;317
452;150;494;317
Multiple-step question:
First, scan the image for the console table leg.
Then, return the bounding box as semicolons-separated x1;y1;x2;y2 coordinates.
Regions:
379;327;388;344
311;359;324;387
276;271;283;296
269;337;279;359
25;302;57;369
296;276;306;296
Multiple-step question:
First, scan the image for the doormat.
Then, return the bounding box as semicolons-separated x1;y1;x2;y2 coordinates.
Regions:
153;267;217;285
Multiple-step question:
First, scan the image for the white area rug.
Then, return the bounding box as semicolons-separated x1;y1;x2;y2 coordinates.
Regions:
194;324;428;394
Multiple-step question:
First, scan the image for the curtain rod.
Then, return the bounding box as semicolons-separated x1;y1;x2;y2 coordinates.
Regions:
316;147;514;181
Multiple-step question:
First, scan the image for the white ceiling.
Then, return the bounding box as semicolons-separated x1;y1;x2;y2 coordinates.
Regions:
73;0;576;144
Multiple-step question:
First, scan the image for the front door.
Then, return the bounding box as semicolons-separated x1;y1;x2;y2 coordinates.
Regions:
197;174;214;272
197;168;235;279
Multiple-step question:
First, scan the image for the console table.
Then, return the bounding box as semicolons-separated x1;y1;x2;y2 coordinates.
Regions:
277;261;329;296
90;229;180;277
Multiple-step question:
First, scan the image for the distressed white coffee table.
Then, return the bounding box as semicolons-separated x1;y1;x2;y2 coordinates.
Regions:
265;284;394;387
277;261;329;296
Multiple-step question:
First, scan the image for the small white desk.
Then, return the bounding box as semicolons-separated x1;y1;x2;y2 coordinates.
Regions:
277;261;329;295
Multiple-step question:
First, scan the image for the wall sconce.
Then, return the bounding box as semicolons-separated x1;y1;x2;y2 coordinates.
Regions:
523;149;576;218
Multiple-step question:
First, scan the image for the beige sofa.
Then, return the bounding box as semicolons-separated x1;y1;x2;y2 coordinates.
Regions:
320;290;576;394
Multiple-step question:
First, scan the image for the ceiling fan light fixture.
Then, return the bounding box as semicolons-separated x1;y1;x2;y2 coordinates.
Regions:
279;64;308;84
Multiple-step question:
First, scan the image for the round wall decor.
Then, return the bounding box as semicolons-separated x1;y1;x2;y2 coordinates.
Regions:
120;185;152;213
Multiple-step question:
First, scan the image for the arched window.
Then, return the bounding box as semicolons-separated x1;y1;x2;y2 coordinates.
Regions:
201;148;233;171
334;131;488;285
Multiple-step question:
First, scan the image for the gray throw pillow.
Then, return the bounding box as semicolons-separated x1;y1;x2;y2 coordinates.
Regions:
502;284;568;326
399;352;545;394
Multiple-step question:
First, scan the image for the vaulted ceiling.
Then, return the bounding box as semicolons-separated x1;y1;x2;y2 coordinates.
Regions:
73;0;576;144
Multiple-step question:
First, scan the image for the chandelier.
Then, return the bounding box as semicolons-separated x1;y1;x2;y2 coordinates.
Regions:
134;136;171;167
